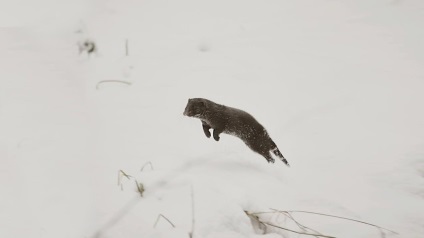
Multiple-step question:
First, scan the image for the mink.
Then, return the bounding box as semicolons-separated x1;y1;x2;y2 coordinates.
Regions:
183;98;289;166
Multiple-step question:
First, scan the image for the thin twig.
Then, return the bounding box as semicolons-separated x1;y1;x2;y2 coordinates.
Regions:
154;214;175;228
96;80;132;89
274;209;399;235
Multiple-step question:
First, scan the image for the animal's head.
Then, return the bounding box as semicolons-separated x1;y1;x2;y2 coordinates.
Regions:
183;98;208;118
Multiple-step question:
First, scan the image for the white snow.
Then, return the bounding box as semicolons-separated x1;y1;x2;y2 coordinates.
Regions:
1;0;423;238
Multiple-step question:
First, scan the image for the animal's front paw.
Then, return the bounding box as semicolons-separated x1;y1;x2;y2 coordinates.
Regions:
204;131;211;138
212;129;221;141
267;158;275;163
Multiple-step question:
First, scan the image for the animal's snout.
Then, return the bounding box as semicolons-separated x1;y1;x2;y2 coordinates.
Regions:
183;108;189;116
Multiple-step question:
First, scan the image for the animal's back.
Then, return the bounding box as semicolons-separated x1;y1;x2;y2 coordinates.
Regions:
223;106;267;140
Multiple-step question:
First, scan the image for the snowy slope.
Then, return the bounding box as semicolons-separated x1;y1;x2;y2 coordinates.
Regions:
1;0;423;238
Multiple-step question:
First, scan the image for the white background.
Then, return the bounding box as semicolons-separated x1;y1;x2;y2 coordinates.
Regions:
1;0;423;237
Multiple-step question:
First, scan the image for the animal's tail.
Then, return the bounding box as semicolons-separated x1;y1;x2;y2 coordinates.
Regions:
272;147;290;167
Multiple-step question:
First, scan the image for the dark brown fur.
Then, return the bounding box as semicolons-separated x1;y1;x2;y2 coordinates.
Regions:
183;98;289;166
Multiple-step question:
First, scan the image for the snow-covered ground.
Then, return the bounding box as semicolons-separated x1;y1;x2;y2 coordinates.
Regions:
1;0;423;237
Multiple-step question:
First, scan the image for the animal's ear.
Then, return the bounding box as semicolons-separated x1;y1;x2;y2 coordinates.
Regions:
199;101;206;108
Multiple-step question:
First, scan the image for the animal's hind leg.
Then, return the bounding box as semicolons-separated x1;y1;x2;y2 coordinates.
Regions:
272;148;290;167
245;142;275;163
260;150;275;164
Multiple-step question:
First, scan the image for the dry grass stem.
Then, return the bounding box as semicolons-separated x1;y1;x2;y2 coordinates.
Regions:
125;39;129;56
135;180;145;197
273;209;399;235
248;209;398;237
154;214;176;228
118;170;133;188
245;211;336;238
96;80;132;89
189;185;195;238
140;162;154;172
